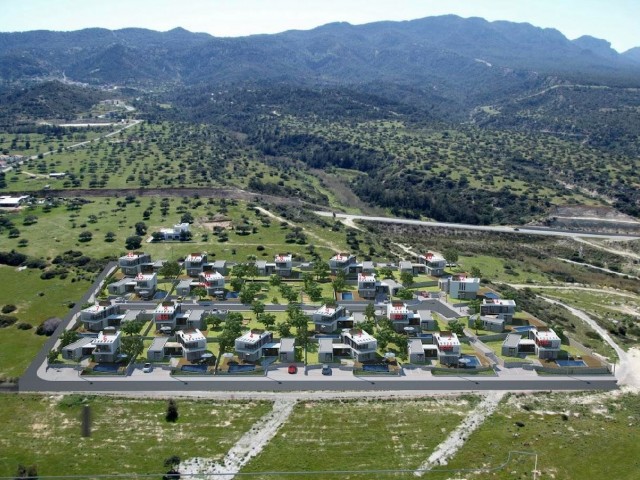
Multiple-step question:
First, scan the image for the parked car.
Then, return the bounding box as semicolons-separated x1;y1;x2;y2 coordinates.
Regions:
288;364;298;374
321;364;332;376
142;363;153;373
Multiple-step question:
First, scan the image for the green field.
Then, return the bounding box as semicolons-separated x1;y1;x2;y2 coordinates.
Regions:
243;396;479;480
0;394;272;478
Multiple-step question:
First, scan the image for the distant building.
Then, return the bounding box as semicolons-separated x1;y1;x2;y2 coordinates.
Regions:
418;252;447;276
0;195;30;208
160;223;190;241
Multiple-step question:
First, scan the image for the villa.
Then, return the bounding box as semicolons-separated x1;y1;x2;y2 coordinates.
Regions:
312;304;353;333
61;337;96;361
134;273;157;300
530;327;562;359
160;223;190;241
184;252;208;277
408;338;439;363
274;253;293;277
434;330;461;365
438;274;480;299
318;329;378;363
480;298;516;324
118;251;152;276
357;273;377;300
399;260;427;275
418;252;447;276
154;301;206;331
92;330;122;363
176;328;207;361
328;253;358;275
386;301;421;333
199;271;225;296
80;301;121;332
234;330;276;362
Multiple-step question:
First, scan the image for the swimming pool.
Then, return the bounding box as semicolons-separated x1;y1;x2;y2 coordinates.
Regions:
458;355;481;368
181;364;208;373
228;364;256;373
512;326;536;333
341;292;353;300
556;360;587;367
93;364;119;373
226;291;239;299
362;364;389;372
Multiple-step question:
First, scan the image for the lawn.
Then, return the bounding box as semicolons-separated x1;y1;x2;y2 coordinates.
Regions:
0;326;47;380
0;394;272;478
456;255;551;284
242;396;480;480
428;391;640;480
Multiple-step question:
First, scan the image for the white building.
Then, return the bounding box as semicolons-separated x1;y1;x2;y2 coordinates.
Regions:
434;331;461;365
438;275;480;299
328;253;358;275
340;329;377;362
92;331;122;363
176;328;207;361
118;252;152;276
234;330;275;362
274;253;292;277
184;252;208;277
160;223;190;240
134;273;157;299
386;301;421;333
480;298;516;324
418;252;447;276
530;327;561;359
312;304;352;333
199;271;225;296
358;273;377;300
80;302;121;332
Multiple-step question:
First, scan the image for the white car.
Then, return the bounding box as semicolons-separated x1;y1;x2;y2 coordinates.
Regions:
142;363;153;373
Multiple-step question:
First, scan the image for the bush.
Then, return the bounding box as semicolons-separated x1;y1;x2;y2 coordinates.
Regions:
36;317;61;336
2;304;16;314
16;322;33;330
0;315;18;328
166;399;179;422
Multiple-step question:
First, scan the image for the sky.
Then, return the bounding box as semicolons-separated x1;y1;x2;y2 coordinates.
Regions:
1;0;638;52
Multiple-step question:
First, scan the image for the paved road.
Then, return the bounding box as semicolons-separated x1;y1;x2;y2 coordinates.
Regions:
316;212;640;240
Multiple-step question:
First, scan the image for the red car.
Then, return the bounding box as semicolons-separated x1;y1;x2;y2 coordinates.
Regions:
288;364;298;374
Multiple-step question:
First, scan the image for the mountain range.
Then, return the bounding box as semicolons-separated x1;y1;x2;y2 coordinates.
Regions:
1;15;639;98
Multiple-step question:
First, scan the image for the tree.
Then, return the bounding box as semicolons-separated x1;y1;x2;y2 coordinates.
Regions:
121;319;144;336
159;260;182;278
470;266;482;279
313;261;330;282
151;231;164;242
378;267;394;279
59;330;79;348
47;349;59;365
104;231;116;242
331;272;346;297
204;314;223;330
125;235;142;250
14;463;38;479
375;328;394;351
135;222;147;236
269;274;282;287
400;271;414;288
78;231;93;242
443;247;459;266
180;212;194;224
473;316;483;335
276;321;292;338
364;303;377;324
218;312;243;355
166;399;179;422
163;456;181;479
251;300;265;323
395;289;414;300
120;335;143;360
192;287;207;300
447;319;465;336
468;299;482;315
179;230;192;241
260;312;276;330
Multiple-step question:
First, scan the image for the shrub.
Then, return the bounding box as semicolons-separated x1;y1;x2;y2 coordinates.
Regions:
166;399;179;422
36;317;61;336
16;322;33;330
1;304;16;314
0;315;18;328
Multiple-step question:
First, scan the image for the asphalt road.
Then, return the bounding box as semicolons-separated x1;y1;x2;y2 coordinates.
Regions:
316;212;640;240
19;375;616;393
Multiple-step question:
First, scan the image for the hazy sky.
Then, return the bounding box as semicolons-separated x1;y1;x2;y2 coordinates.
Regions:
1;0;638;52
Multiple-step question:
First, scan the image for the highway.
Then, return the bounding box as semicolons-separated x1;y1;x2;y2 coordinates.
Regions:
315;211;640;240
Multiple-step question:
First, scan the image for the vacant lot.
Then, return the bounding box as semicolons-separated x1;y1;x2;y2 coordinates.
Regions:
242;396;479;480
0;394;272;478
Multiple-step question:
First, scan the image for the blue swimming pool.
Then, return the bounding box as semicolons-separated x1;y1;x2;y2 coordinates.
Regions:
512;326;536;333
458;355;481;368
181;364;208;373
341;292;353;300
556;360;587;367
362;364;389;372
93;363;119;373
228;364;256;373
416;333;433;340
227;291;239;299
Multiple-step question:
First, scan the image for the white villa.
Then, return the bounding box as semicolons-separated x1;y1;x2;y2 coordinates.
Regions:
176;328;207;361
312;304;353;333
92;330;122;363
418;252;447;276
328;253;358;275
318;329;378;363
160;223;190;240
80;302;121;332
274;253;293;277
199;271;225;296
434;331;461;365
438;274;480;299
118;251;152;276
357;273;377;300
234;330;276;362
386;301;421;333
134;273;157;299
